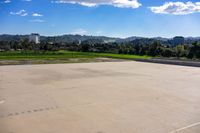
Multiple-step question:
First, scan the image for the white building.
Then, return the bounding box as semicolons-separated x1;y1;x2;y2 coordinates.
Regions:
29;33;40;44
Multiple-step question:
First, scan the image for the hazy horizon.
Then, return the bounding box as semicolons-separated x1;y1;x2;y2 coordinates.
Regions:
1;33;200;39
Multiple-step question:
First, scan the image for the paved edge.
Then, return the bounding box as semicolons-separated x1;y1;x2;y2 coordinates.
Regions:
0;58;199;67
134;58;200;67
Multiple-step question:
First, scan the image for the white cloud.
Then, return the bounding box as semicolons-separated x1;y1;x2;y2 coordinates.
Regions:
2;0;11;3
71;28;88;35
10;10;28;16
52;0;141;9
150;1;200;15
29;19;45;23
32;13;43;17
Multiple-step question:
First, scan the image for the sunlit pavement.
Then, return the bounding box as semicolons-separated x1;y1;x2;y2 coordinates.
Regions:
0;61;200;133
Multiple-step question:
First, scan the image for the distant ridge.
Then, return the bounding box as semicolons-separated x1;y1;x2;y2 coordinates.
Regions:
0;34;200;45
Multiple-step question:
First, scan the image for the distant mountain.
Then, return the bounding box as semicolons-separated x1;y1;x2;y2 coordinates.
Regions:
123;36;144;41
0;34;28;41
0;34;199;45
181;37;200;42
0;34;119;43
152;37;169;41
42;34;115;42
187;37;200;39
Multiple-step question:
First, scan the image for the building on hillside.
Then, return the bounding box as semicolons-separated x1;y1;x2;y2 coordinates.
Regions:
29;33;40;44
78;40;82;45
173;36;184;45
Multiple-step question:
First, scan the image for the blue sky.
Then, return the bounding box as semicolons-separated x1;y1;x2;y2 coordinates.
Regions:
0;0;200;38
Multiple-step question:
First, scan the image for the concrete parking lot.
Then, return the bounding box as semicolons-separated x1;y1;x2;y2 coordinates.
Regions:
0;61;200;133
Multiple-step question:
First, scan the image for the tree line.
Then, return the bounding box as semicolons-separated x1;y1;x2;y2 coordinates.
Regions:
0;38;200;59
